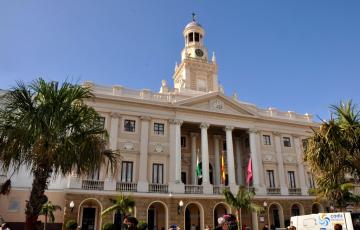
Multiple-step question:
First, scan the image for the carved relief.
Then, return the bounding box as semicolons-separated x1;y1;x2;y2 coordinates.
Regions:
154;143;164;153
210;99;224;111
262;154;276;162
123;142;134;151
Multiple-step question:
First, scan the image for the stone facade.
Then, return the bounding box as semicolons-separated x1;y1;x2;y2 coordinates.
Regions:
2;18;360;230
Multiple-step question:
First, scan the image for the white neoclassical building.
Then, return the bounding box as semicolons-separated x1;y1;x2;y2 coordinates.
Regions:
0;18;345;230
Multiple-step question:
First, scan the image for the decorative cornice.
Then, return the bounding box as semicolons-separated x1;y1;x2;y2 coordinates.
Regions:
140;116;151;121
224;126;234;132
110;112;121;118
247;128;259;134
273;131;281;137
200;122;210;129
169;119;183;126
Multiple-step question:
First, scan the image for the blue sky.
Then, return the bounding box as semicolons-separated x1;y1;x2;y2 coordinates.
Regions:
1;1;359;120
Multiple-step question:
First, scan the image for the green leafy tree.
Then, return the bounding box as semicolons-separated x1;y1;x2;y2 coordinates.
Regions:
223;186;262;230
39;201;61;230
101;194;135;229
304;101;360;207
0;79;118;230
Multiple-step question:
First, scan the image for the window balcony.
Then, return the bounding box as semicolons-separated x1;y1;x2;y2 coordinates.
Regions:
149;183;168;193
213;185;229;195
185;185;203;194
116;182;137;192
81;179;104;190
289;188;302;195
267;187;281;195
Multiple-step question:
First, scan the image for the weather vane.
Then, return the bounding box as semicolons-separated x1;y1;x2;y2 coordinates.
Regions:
192;12;196;21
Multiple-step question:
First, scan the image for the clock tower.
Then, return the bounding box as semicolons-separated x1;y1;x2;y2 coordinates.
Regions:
173;16;219;93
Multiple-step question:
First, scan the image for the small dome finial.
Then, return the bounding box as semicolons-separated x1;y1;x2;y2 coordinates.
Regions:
192;12;196;22
212;52;216;63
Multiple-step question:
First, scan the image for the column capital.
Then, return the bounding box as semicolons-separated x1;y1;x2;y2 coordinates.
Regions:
190;132;199;138
273;131;281;137
140;116;151;121
224;126;234;132
110;112;121;118
247;128;259;134
200;122;210;129
169;119;183;125
213;134;223;140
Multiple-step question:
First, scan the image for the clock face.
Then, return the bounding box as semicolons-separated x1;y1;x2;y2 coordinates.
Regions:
195;49;204;57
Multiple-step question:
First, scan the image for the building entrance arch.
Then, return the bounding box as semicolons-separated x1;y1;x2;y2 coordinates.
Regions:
213;202;231;228
147;201;168;230
184;202;204;230
268;203;284;228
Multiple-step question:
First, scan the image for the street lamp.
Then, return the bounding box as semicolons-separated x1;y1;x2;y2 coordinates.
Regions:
263;201;270;230
177;200;184;215
69;201;75;212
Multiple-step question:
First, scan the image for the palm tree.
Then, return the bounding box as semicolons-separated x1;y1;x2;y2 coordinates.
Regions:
223;186;262;230
304;101;360;207
101;194;135;229
39;201;62;230
0;79;118;230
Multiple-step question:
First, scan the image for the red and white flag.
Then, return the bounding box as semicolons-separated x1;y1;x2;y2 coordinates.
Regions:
246;158;253;184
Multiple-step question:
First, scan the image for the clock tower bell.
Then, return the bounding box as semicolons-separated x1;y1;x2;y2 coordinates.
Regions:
173;15;219;93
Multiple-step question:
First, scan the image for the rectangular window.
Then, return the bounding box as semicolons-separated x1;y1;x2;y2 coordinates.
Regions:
266;170;276;188
263;135;271;145
88;168;100;180
288;171;296;188
124;119;136;132
189;33;194;42
152;164;164;184
121;161;133;182
283;137;291;147
181;136;186;148
154;123;164;135
308;172;315;188
195;32;199;42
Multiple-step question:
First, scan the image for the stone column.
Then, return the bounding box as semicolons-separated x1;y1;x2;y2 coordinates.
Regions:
248;129;266;195
200;122;213;194
273;132;288;195
104;113;120;191
234;137;243;186
169;119;184;193
190;133;199;185
294;135;308;195
224;126;237;193
137;116;150;192
213;135;222;186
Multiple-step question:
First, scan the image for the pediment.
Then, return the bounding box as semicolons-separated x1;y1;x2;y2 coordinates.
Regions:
174;93;258;117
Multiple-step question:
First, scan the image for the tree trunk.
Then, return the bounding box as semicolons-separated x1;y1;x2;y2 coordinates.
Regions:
237;208;242;230
44;214;47;230
25;165;52;230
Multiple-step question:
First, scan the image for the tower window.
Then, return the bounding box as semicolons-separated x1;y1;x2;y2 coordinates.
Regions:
195;33;199;42
189;33;194;42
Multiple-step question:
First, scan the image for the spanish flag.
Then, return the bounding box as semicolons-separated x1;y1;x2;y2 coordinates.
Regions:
221;151;226;184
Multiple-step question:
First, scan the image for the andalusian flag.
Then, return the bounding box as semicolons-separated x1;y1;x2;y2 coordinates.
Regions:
221;151;226;184
196;151;202;178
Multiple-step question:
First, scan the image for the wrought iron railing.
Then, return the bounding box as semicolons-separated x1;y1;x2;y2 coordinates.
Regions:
289;188;301;195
